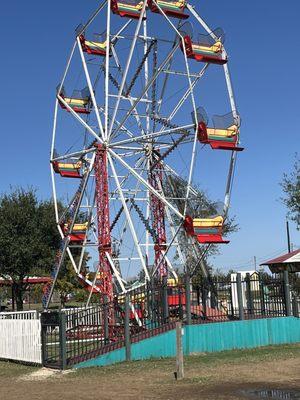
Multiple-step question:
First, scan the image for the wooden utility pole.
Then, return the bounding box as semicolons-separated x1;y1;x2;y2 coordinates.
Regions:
175;321;184;380
286;219;291;253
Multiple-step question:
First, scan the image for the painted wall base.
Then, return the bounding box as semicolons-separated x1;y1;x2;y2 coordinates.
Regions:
76;317;300;369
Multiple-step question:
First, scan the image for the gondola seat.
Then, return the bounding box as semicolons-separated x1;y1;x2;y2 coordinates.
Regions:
52;161;82;178
184;215;229;244
64;222;88;243
57;86;91;114
181;35;227;64
197;122;244;151
148;0;189;19
111;0;145;19
79;34;108;56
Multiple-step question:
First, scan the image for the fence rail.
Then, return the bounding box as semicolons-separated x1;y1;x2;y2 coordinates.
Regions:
0;310;39;320
0;310;41;364
0;274;298;369
40;273;300;369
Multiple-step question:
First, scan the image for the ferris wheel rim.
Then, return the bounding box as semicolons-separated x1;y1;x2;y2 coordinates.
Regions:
49;0;241;299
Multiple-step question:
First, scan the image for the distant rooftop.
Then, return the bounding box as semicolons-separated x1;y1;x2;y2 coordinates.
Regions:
260;249;300;273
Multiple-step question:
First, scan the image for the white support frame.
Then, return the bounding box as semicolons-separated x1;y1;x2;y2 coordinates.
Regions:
51;0;241;297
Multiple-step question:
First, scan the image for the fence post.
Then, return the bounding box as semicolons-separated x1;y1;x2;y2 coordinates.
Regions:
103;296;109;344
185;273;191;325
201;280;207;319
175;321;184;380
125;293;131;362
146;280;152;320
292;296;299;318
259;277;266;316
162;276;169;322
59;312;67;370
283;270;292;316
236;273;244;320
40;313;47;367
246;273;254;316
150;276;157;324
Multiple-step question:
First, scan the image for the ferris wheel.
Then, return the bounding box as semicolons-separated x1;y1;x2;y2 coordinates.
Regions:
45;0;243;308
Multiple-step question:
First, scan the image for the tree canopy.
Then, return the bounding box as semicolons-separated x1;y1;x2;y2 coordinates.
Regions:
281;156;300;229
0;188;60;309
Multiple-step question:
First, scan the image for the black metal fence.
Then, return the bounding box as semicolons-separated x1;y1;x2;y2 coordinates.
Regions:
41;273;299;369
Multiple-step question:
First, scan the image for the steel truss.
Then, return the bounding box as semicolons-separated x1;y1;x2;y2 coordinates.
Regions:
48;0;241;308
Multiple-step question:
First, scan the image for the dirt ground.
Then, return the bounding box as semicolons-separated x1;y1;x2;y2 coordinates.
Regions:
0;344;299;400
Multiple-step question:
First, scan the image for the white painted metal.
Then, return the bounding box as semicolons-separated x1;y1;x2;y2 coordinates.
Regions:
108;152;150;281
0;311;41;364
51;0;240;295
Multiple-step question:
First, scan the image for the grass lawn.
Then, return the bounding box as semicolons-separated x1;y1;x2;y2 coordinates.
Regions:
0;344;299;399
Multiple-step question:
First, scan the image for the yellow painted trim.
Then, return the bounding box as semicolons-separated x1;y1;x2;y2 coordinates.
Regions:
64;98;89;106
193;216;223;227
57;162;82;169
192;41;222;53
85;40;106;49
206;125;238;138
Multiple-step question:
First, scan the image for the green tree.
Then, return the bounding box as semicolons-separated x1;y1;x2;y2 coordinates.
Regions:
55;251;90;307
281;156;300;228
0;188;60;310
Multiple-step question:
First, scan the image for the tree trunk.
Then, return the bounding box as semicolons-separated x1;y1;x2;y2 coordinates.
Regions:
11;284;15;311
14;283;24;311
60;294;66;308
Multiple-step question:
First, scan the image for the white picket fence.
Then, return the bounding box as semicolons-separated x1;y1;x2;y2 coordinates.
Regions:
0;311;42;364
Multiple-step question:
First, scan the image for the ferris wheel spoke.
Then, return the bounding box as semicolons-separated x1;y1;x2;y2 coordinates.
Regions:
124;39;156;98
108;56;148;138
164;202;186;265
106;251;127;293
108;0;148;139
77;37;105;140
76;1;108;37
110;123;194;147
109;148;184;219
51;147;95;163
111;157;148;263
57;94;103;143
151;222;182;277
108;152;150;281
57;41;78;101
150;64;209;145
75;193;97;275
156;21;183;118
111;42;180;139
179;33;200;216
169;64;209;120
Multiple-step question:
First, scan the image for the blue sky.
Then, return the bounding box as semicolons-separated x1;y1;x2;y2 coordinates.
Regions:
0;0;299;271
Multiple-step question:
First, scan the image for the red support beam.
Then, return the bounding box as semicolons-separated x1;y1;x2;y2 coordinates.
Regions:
149;156;168;278
94;144;114;303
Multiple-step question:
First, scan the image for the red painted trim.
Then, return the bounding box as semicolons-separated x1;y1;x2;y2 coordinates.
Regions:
111;0;144;19
197;123;244;152
0;277;51;286
196;234;230;244
148;0;189;19
79;34;107;56
181;36;227;65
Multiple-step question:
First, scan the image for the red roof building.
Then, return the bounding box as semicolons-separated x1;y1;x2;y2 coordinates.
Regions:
0;276;51;286
260;249;300;273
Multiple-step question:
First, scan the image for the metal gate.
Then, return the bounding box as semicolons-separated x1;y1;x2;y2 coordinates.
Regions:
41;311;66;369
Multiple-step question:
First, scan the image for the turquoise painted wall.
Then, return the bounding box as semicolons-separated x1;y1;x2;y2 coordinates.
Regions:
76;317;300;369
185;317;300;354
76;347;126;368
